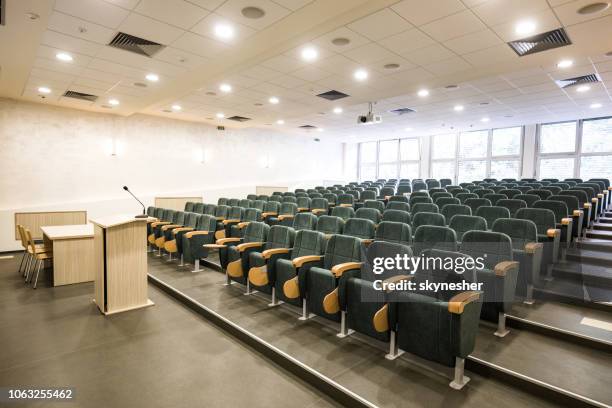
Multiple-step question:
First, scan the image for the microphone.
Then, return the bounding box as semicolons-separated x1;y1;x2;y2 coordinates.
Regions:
123;186;148;218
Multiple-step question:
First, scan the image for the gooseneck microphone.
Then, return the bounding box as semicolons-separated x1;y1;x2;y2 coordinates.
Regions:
123;186;148;218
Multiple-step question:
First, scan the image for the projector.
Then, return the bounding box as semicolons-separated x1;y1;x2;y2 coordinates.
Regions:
357;112;382;125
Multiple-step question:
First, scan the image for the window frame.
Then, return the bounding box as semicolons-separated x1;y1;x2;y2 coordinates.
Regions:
358;138;421;180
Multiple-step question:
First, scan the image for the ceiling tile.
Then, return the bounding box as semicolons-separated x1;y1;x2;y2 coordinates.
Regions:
190;12;257;43
347;8;413;41
184;0;227;11
420;10;486;42
47;12;116;44
119;12;186;45
95;47;187;76
32;57;84;76
291;65;334;82
378;28;436;55
260;55;304;73
135;0;210;29
370;56;416;75
471;0;551;26
271;0;314;11
214;0;292;30
391;0;466;26
104;0;141;10
88;58;148;79
37;45;93;67
462;44;517;66
54;0;130;29
312;27;370;52
553;0;612;26
73;76;114;92
344;42;399;65
41;30;105;57
402;43;456;65
424;56;472;76
267;74;308;89
79;68;123;84
153;47;209;69
172;32;229;58
240;64;283;81
443;29;502;54
566;15;612;48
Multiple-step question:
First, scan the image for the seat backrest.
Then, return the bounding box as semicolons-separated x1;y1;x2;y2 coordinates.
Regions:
543;186;562;196
154;207;165;218
441;204;471;224
533;200;568;224
515;194;540;207
412;181;427;191
337;194;354;205
589;178;610;189
410;191;430;199
217;198;228;206
147;206;156;217
243;221;270;243
323;193;338;205
283;192;296;197
412;226;458;255
355;207;381;224
226;198;239;207
197;214;218;232
309;192;323;198
291;230;325;259
238;199;252;208
549;195;579;212
551;183;570;190
379;187;395;198
316;215;344;235
527;189;552;200
435;197;460;209
375;221;412;246
296;197;311;210
409;196;433;205
386;201;410;212
389;195;409;203
560;190;587;205
263;201;281;213
227;206;244;221
364;200;385;212
344;218;376;239
346;190;360;200
251;200;266;211
426;179;440;189
460;230;513;269
292;212;318;231
516;208;556;235
382;209;410;224
184;202;194;212
331;206;355;221
456;192;478;203
323;234;362;269
412;212;446;230
431;192;452;201
279;202;298;216
499;189;521;199
257;195;269;201
360;190;377;201
449;215;488;241
440;178;452;187
465;198;492;214
360;241;413;281
163;209;176;221
311;197;329;211
476;206;510;229
269;195;283;203
246;194;258;201
492;218;537;250
282;196;297;204
244;208;262;222
265;225;295;249
579;183;602;194
204;204;217;216
215;205;230;219
516;186;531;194
474;188;494;198
483;193;507;205
497;199;527;216
411;203;439;215
397;185;412;194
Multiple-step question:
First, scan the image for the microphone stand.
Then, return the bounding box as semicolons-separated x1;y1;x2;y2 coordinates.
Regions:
123;186;148;218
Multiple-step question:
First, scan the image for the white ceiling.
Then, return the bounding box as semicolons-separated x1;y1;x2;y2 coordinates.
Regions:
1;0;612;141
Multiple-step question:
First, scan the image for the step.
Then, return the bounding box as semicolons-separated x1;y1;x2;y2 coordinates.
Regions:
593;223;612;231
598;217;612;224
536;277;612;310
552;260;612;286
576;238;612;252
566;248;612;267
586;230;612;240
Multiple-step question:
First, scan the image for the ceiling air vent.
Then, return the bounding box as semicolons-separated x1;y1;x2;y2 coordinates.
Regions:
507;28;571;57
108;32;165;57
62;90;98;102
317;90;349;101
389;107;416;115
299;125;317;129
555;73;601;89
227;115;251;122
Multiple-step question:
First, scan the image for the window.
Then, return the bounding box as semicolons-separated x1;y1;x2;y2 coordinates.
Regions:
399;138;420;179
459;130;488;159
359;142;377;180
539;157;575;180
492;127;521;156
358;138;420;180
431;161;456;181
539;122;576;154
431;134;456;160
580;117;612;179
458;160;487;183
490;160;521;180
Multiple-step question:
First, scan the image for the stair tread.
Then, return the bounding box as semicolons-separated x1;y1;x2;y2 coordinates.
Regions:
553;261;612;279
566;248;612;261
537;277;612;304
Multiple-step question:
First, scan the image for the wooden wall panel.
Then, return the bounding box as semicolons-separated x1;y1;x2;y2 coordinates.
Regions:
15;211;87;240
154;196;203;211
256;186;288;196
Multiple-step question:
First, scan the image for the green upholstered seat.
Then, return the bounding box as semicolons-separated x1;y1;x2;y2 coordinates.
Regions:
282;196;297;204
331;206;355;221
268;202;298;227
412;181;427;191
203;204;217;216
374;221;412;246
246;194;258;201
435;197;461;209
364;200;385;212
534;200;572;250
238;199;252;208
181;214;218;266
455;192;477;203
382;209;410;224
229;208;262;238
464;198;492;215
412;225;457;255
397;185;412;195
223;222;270;285
337;194;355;207
431;192;452;202
221;206;245;238
296;196;312;212
311;198;329;215
323;193;338;206
515;208;561;268
355;207;381;224
227;198;240;207
217;198;228;206
527;189;552;200
474;189;494;198
476;206;510;230
316;215;344;236
292;212;318;231
409;196;433;205
343;218;376;240
386;201;410;212
449;215;487;241
497;199;527;217
184;202;195;212
499;189;521;199
261;201;281;223
440;178;452;187
412;212;445;231
411;203;439;215
441;204;471;225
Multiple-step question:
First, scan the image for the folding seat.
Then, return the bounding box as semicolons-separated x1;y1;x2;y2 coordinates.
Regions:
230;208;263;238
283;192;296;197
502;178;517;183
440;178;453;187
411;202;439;216
321;193;336;208
163;212;200;262
355;207;381;224
193;203;205;214
268;202;298;227
476;206;510;230
549;195;583;239
330;206;355;221
257;194;269;201
589;178;611;206
412;212;445;231
337;193;354;208
491;218;542;304
260;201;281;223
524;183;543;190
426;179;441;189
282;196;297;204
295;192;308;198
460;230;518;336
565;178;583;184
310;197;329;216
214;205;230;230
181;214;220;272
382;209;410;224
397;185;412;195
409;196;433;205
315;186;326;191
184;202;195;212
412;181;427;191
225;198;238;207
316;215;344;237
449;215;487;242
429;188;447;196
247;194;258;201
432;192;453;202
151;210;184;253
306;188;317;194
483;178;497;183
435;197;460;209
454;192;477;204
379;186;395;199
359;190;377;204
451;188;469;197
346;190;360;202
146;206;157;218
527;189;552;200
219;206;245;239
464;198;492;215
483;194;507;205
273;191;285;196
576;183;604;216
582;181;606;209
298;234;362;324
459;182;474;188
515;194;540;207
203;204;217;216
497;198;527;217
516;208;561;271
499;189;521;199
411;191;430;199
222;221;270;287
237;199;250;209
292;196;310;213
374;221;412;245
249;200;265;212
308;192;322;199
292;212;318;231
534;200;573;255
539;181;551;186
386;201;410;212
388;195;409;203
516;186;531;194
412;225;457;255
148;208;177;247
343;218;376;242
542;178;558;183
269;195;283;204
364;199;385;212
560;189;592;229
441;204;472;225
217;198;228;206
474;188;494;198
522;178;537;182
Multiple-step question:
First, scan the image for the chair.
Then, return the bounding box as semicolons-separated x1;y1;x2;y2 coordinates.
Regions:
440;178;453;187
337;194;355;208
331;206;355;221
323;193;338;207
432;192;452;201
24;229;53;288
411;203;439;215
292;212;318;231
410;196;433;205
316;215;344;237
374;222;412;246
436;197;461;209
17;225;46;280
527;189;552;200
497;199;527;217
441;204;471;225
456;192;478;203
533;200;573;255
227;198;240;207
343;218;376;241
184;202;195;212
181;215;219;272
549;195;583;239
382;209;410;224
464;198;492;215
364;200;385;212
412;212;445;231
311;198;329;215
217;198;228;206
412;225;457;255
355;207;381;224
204;204;217;216
483;193;507;205
449;215;487;242
474;188;494;198
412;181;427;191
499;189;521;199
386;201;410;212
516;208;561;272
476;206;510;230
388;195;409;203
164;212;201;260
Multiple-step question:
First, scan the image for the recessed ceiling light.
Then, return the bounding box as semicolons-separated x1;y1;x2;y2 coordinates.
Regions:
301;47;318;62
332;37;350;46
404;127;413;131
216;112;225;118
577;2;610;14
316;128;324;132
145;73;159;82
417;89;429;97
219;83;232;93
56;52;73;62
481;117;490;122
384;63;400;70
37;87;51;94
515;20;536;35
354;69;368;81
241;6;265;19
557;59;573;68
214;23;234;39
454;105;464;111
269;96;279;104
276;119;285;125
172;104;182;111
576;85;591;92
590;103;602;108
333;107;343;114
108;98;120;106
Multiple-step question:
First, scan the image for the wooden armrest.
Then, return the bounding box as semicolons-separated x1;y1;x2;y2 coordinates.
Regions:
312;209;327;215
547;228;560;238
362;239;373;245
262;248;290;259
236;242;263;252
292;255;323;268
297;207;309;212
592;198;598;203
151;221;171;227
524;242;543;254
237;222;250;229
572;210;582;216
161;224;181;231
383;274;413;286
216;238;241;245
203;244;226;249
222;219;241;225
494;261;519;277
147;217;159;223
561;217;572;225
608;187;612;191
185;230;210;238
584;203;592;208
331;262;362;277
597;194;604;199
215;216;226;221
339;203;353;207
448;291;481;314
172;227;193;235
278;214;294;221
373;304;389;332
261;212;277;218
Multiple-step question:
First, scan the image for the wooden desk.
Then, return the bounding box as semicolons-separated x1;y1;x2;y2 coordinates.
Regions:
41;224;94;286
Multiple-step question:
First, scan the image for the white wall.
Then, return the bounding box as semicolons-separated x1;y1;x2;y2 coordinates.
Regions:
0;98;344;251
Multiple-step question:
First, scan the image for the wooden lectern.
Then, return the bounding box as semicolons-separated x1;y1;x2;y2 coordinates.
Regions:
90;215;154;315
